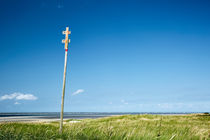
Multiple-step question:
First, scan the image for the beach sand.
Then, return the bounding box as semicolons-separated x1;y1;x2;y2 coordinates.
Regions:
0;116;63;123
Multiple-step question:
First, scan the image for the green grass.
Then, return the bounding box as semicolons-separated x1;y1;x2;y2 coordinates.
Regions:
0;114;209;140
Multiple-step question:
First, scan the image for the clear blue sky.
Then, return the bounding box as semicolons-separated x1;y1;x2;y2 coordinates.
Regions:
0;0;210;112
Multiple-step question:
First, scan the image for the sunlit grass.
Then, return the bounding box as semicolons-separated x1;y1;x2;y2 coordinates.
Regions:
0;114;209;140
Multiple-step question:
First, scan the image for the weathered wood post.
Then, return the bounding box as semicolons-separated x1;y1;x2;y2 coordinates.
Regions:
59;27;71;133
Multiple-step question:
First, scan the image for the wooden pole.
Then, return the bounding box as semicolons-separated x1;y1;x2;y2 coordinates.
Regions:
59;27;71;133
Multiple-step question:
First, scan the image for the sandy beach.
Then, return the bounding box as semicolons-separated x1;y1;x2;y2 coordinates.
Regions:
0;114;112;123
0;116;62;123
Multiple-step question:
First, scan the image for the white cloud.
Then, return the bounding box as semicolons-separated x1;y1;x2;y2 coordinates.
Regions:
0;92;38;101
14;102;21;105
72;89;84;95
16;94;37;100
0;93;18;100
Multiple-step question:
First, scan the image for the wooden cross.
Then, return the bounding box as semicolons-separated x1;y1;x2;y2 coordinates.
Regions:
62;27;71;51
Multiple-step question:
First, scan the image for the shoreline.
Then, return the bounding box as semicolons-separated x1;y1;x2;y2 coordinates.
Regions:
0;115;109;123
0;113;201;123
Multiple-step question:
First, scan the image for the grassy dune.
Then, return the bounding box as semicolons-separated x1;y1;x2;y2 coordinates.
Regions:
0;114;209;140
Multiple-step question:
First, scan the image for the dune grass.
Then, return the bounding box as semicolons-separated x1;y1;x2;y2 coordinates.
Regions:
0;114;209;140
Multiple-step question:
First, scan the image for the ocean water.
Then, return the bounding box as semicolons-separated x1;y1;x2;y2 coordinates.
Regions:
0;112;196;119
